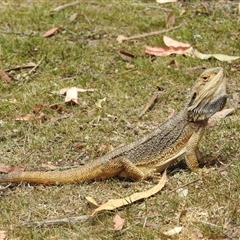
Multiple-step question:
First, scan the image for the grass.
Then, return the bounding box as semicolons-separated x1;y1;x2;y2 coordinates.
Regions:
0;0;239;239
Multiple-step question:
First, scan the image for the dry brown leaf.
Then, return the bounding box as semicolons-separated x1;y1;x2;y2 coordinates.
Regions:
88;171;167;216
166;12;175;27
0;164;25;174
15;114;36;121
41;162;57;170
0;231;6;240
113;214;125;231
43;26;62;38
207;108;234;128
0;69;12;83
85;196;99;206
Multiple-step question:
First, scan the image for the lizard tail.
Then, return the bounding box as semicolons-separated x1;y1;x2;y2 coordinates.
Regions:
0;160;112;184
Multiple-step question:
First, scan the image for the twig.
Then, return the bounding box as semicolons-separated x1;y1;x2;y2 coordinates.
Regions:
5;62;37;72
139;91;162;118
169;164;232;194
117;25;181;43
52;1;80;12
30;215;89;227
0;183;12;190
28;55;46;75
0;29;33;36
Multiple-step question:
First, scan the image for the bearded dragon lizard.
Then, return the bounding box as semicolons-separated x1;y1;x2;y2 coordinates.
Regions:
0;67;227;184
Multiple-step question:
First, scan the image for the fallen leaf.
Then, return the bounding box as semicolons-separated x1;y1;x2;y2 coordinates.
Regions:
146;45;192;57
0;164;25;174
166;12;175;27
85;196;99;206
43;26;62;38
0;69;12;83
156;0;177;3
41;162;57;170
88;171;167;216
95;98;106;108
193;49;240;62
69;13;78;22
64;87;78;104
60;87;96;105
163;226;182;236
113;214;125;231
15;114;36;121
0;231;6;240
163;36;191;48
207;108;234;128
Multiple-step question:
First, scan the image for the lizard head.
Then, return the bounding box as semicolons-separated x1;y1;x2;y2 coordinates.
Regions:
187;67;227;122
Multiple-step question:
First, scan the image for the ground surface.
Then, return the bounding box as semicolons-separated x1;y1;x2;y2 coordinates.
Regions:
0;1;239;239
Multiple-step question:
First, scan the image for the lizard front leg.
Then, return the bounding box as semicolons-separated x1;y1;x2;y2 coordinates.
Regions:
185;126;205;170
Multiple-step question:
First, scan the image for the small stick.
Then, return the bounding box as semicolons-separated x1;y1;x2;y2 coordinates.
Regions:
28;55;45;75
139;91;162;118
52;1;80;12
30;215;89;227
117;25;181;43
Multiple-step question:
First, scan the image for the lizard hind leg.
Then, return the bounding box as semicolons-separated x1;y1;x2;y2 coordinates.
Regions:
116;157;158;181
115;157;147;181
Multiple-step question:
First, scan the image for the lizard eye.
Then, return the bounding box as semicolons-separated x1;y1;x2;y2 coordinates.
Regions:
202;75;209;81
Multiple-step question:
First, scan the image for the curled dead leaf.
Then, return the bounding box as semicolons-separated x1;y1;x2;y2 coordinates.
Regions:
43;26;62;38
88;171;167;216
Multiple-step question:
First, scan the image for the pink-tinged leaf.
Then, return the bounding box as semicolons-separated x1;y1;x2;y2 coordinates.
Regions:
166;12;175;27
193;49;240;62
113;214;125;231
207;108;234;128
163;36;191;48
0;164;25;174
43;26;62;38
0;231;6;240
146;45;192;57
